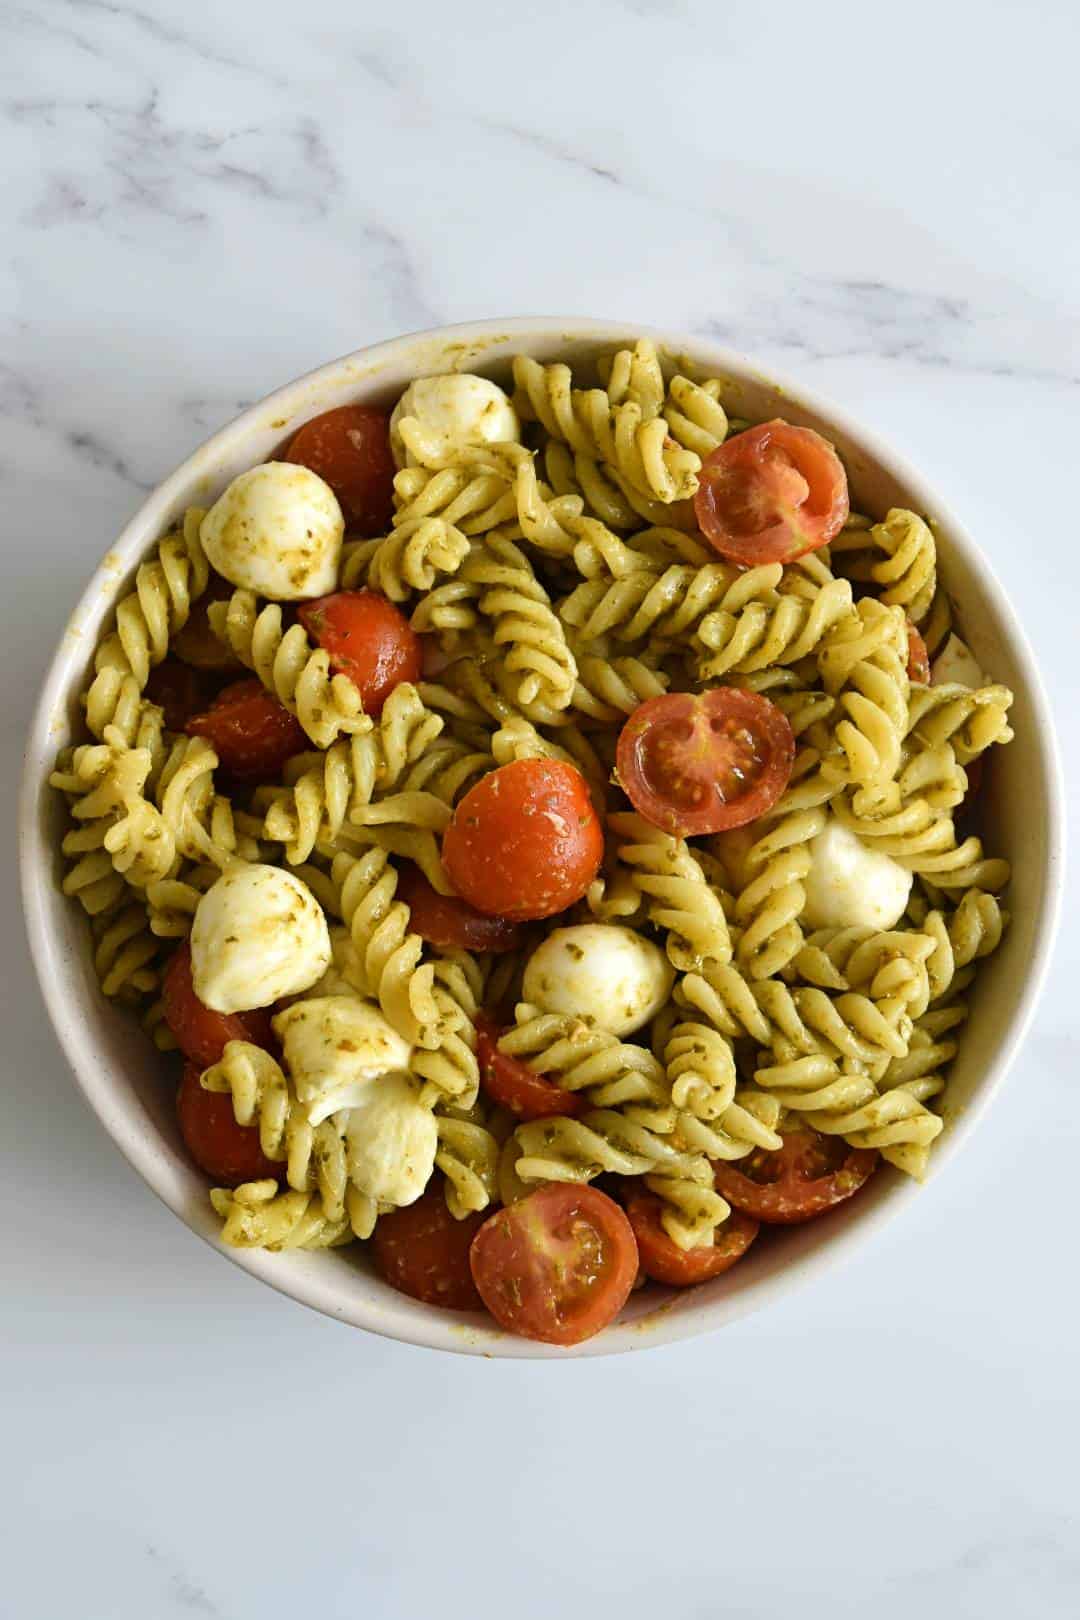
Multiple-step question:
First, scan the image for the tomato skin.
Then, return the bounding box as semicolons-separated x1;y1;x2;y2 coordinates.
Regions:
177;1063;285;1186
616;689;795;836
626;1193;759;1286
476;1016;584;1120
695;420;849;565
442;760;603;921
283;404;395;536
298;589;421;717
469;1184;639;1345
145;658;210;731
162;944;276;1069
397;866;525;954
713;1127;878;1224
371;1185;487;1310
906;621;931;685
185;678;306;783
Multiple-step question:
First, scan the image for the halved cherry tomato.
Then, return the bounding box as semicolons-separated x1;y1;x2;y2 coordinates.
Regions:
397;865;524;954
476;1015;584;1120
469;1184;638;1345
162;944;276;1069
298;589;421;717
443;759;603;921
626;1193;759;1286
713;1127;878;1224
695;420;849;565
617;689;795;836
146;658;209;731
371;1184;487;1311
283;404;395;535
906;621;931;685
185;678;306;782
177;1062;285;1186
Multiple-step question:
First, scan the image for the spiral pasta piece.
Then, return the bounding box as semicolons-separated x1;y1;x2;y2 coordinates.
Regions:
562;559;771;646
512;1108;706;1185
210;589;370;750
210;1180;355;1250
697;578;855;677
498;1005;667;1110
411;951;483;1109
818;598;910;790
458;535;578;711
662;375;729;458
832;794;1010;893
391;463;517;536
86;507;209;698
731;807;828;981
664;1019;736;1120
92;899;162;1000
155;736;260;869
362;517;472;603
435;1112;500;1218
905;681;1014;765
609;812;733;972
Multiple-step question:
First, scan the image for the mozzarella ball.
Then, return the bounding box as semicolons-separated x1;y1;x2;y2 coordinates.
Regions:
522;924;675;1037
802;819;912;932
931;632;989;691
389;374;519;467
273;995;412;1125
344;1073;437;1206
200;462;343;600
190;864;331;1014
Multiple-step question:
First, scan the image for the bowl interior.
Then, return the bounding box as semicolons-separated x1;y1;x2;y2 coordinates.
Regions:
22;319;1063;1357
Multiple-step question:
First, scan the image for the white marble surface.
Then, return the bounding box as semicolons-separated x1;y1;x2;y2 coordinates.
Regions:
3;2;1079;1615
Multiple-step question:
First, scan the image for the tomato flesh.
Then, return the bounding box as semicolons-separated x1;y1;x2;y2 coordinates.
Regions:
177;1062;285;1186
695;420;849;565
476;1015;584;1120
397;866;525;954
616;689;794;836
185;677;306;783
906;621;931;685
442;759;603;921
713;1127;877;1224
469;1184;639;1345
371;1184;487;1310
626;1193;759;1286
162;944;276;1069
284;404;395;536
298;589;421;717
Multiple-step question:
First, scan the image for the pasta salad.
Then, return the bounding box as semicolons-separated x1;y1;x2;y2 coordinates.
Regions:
49;338;1014;1345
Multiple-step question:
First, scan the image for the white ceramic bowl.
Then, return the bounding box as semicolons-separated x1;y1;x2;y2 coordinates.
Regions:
20;319;1065;1357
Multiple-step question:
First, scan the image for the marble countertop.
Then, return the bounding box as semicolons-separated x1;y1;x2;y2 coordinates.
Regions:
3;2;1078;1616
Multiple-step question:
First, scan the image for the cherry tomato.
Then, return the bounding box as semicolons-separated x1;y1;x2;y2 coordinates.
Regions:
906;621;931;685
469;1184;639;1345
442;759;603;921
626;1192;759;1286
185;678;306;782
298;589;421;717
283;404;395;535
713;1127;878;1224
177;1062;284;1186
476;1015;584;1120
396;865;525;954
162;944;276;1069
371;1184;487;1311
616;689;795;837
695;420;849;565
145;658;209;731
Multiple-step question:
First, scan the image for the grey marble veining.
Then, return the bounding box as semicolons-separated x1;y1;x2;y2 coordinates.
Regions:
2;3;1078;1618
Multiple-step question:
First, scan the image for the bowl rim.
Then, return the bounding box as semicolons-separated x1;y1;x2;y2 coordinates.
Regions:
20;316;1066;1358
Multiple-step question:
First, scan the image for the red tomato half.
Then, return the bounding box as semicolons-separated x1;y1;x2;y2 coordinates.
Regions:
695;420;849;565
397;866;525;954
283;404;395;535
162;944;276;1069
371;1184;487;1311
298;589;421;717
469;1184;639;1345
145;658;209;731
185;678;306;783
476;1015;584;1120
626;1193;759;1286
177;1063;284;1186
442;759;603;921
616;689;795;836
906;621;931;685
713;1127;878;1225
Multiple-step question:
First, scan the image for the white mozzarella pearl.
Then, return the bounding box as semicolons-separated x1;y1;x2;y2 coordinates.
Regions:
389;374;519;467
931;632;989;691
200;462;343;601
190;864;331;1014
343;1074;437;1207
521;924;675;1037
272;995;413;1126
802;819;912;932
